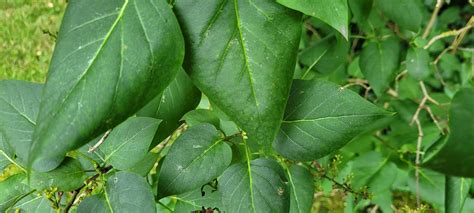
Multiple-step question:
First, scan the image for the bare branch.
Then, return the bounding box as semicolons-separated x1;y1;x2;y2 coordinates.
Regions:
88;129;112;153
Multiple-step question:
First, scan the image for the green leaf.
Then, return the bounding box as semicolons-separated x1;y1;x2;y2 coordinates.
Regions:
158;124;232;197
424;88;474;177
8;195;54;213
0;80;41;163
0;133;13;171
127;152;160;176
287;165;314;213
359;38;401;96
274;80;390;161
351;152;398;212
29;0;184;172
137;69;201;146
348;0;373;24
30;157;86;191
174;187;223;212
174;0;302;149
0;174;30;212
183;109;221;128
277;0;349;39
299;33;349;76
106;171;156;212
445;176;471;213
77;194;110;213
98;117;160;171
219;158;289;213
406;47;431;80
375;0;422;32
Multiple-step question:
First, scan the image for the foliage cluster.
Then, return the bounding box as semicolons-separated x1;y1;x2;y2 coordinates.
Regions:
0;0;473;212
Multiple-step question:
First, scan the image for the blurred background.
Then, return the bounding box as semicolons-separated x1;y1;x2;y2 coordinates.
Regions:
0;0;65;82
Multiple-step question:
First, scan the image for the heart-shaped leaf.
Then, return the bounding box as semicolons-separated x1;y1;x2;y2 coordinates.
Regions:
158;124;232;197
359;38;401;96
274;80;391;161
29;0;184;172
219;158;289;213
174;0;302;149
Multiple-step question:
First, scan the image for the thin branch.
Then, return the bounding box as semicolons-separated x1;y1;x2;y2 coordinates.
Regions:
422;0;443;39
424;23;474;49
88;129;112;153
451;16;474;53
414;118;424;209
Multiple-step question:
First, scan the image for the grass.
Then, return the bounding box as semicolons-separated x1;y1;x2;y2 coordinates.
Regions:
0;0;66;82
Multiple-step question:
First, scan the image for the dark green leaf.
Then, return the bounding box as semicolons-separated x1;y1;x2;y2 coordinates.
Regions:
445;176;471;213
30;0;184;172
359;38;401;96
299;33;349;76
274;80;390;161
183;109;220;128
348;0;373;24
137;69;201;146
0;80;41;163
0;174;30;212
375;0;422;32
30;157;86;191
106;171;156;212
158;124;232;197
406;47;431;80
174;187;223;212
287;165;313;213
174;0;302;149
424;88;474;177
77;194;110;213
277;0;349;39
219;158;289;213
98;117;160;171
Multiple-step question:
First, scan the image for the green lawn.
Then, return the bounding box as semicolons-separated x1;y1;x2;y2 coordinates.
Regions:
0;0;65;82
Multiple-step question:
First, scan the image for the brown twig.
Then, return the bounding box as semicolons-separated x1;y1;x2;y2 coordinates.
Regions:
414;118;424;208
88;129;112;153
422;0;443;39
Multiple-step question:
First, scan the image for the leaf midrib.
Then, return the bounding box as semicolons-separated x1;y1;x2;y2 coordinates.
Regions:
43;0;129;125
282;113;388;123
